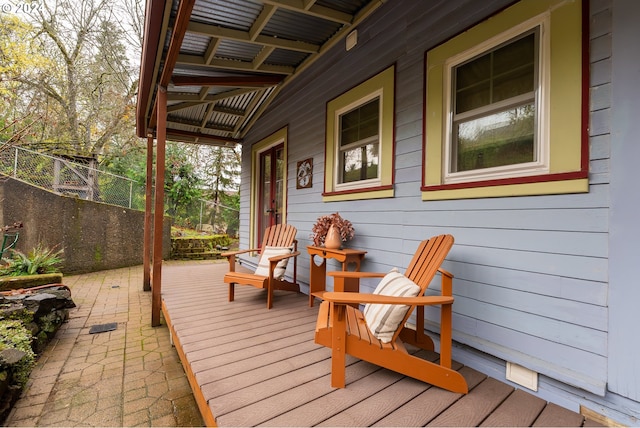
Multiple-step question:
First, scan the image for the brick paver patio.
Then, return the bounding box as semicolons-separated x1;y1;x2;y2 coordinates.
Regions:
5;263;204;427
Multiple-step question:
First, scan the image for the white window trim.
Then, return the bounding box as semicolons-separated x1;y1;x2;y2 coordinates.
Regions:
333;90;383;192
442;13;551;185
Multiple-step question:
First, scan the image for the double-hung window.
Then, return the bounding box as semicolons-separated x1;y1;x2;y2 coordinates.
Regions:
449;29;540;180
324;65;395;201
423;0;587;200
338;96;380;186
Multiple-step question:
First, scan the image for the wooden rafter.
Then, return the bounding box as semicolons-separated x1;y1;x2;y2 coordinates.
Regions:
171;75;284;87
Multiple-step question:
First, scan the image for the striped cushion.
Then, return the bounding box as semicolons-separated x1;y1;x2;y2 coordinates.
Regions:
254;246;293;280
363;268;421;343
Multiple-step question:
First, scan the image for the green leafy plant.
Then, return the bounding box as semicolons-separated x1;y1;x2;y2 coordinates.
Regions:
0;320;36;388
0;244;63;276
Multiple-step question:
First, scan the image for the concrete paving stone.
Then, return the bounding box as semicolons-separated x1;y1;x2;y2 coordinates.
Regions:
37;407;71;426
28;365;60;380
143;351;163;363
123;377;147;392
149;397;175;418
8;402;45;420
124;396;158;415
126;349;152;360
56;369;82;384
70;387;99;406
151;413;178;427
162;385;196;401
122;408;151;427
123;386;147;402
173;395;204;426
82;406;123;426
146;381;170;398
11;392;50;407
144;371;169;387
124;362;146;375
125;369;154;382
21;375;56;396
167;376;191;390
67;398;98;422
95;394;123;412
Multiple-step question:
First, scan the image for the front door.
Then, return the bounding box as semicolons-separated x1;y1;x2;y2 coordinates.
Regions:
257;143;285;246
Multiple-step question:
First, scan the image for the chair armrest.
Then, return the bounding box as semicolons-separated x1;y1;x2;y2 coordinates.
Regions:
267;251;301;263
438;267;453;278
221;248;260;258
323;291;454;306
327;271;387;279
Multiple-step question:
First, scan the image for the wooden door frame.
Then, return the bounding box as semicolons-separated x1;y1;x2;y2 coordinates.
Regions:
250;127;289;248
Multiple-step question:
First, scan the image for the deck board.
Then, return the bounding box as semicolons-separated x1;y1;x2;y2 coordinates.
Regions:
161;261;588;427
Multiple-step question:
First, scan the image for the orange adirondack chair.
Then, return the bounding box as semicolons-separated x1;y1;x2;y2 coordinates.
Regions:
222;224;300;309
314;234;468;393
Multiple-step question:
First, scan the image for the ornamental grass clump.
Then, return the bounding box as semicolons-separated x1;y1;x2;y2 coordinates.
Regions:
311;212;355;246
0;244;63;277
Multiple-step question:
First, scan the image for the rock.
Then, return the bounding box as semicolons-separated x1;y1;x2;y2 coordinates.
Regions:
0;349;26;366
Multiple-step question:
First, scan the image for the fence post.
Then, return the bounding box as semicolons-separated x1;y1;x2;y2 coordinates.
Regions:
13;147;18;178
129;181;133;209
199;199;204;231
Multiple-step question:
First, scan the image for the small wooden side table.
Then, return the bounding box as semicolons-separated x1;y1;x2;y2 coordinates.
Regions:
307;246;367;307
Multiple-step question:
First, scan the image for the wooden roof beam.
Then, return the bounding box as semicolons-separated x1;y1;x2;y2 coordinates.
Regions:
187;22;320;54
262;0;352;25
172;75;284;87
167;88;255;110
177;54;294;75
250;4;277;41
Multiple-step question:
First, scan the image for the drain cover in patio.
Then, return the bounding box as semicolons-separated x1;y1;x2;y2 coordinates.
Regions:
89;322;117;334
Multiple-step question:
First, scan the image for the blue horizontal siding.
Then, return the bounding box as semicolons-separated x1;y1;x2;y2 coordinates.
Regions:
240;0;620;406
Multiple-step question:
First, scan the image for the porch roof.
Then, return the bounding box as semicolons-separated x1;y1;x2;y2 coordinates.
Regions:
136;0;384;147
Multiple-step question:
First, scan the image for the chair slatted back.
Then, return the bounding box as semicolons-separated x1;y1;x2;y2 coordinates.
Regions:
393;234;454;340
261;224;298;252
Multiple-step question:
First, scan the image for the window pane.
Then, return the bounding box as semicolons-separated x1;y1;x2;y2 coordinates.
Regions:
454;104;535;172
340;98;379;147
454;31;536;114
341;143;379;183
493;33;535;76
456;83;490;114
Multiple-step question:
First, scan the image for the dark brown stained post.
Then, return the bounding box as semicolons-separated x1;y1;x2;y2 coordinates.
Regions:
143;135;153;292
152;86;167;327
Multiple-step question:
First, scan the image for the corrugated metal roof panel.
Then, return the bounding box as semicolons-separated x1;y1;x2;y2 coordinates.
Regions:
216;39;262;62
181;32;209;56
263;8;342;45
191;0;261;31
317;0;370;15
266;48;309;68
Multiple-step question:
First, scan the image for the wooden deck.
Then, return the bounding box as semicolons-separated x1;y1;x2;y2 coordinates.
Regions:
161;261;596;427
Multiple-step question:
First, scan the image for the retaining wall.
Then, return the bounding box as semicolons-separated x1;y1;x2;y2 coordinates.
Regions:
0;176;170;274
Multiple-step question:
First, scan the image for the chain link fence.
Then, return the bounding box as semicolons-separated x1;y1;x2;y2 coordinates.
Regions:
171;198;239;237
0;144;240;234
0;144;145;210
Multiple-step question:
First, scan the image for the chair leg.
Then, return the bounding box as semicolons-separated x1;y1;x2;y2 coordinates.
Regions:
267;279;273;309
330;303;346;388
229;283;235;302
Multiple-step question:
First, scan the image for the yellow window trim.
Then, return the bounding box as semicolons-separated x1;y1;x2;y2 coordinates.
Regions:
250;126;288;247
423;0;586;201
324;65;395;202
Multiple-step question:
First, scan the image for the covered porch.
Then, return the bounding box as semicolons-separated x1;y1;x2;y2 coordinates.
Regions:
162;260;594;426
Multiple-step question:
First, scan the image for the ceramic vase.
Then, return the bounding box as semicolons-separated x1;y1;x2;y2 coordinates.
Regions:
324;224;341;249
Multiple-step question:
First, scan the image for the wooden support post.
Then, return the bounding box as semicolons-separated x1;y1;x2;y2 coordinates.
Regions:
143;135;153;292
151;86;167;327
